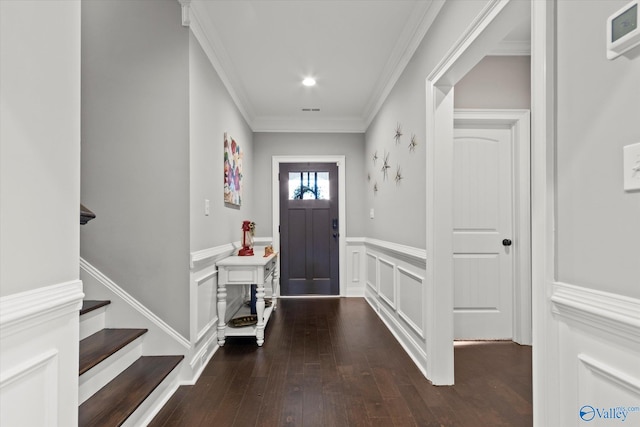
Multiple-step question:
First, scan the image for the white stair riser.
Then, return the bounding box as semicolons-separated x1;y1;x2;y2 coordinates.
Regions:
78;336;144;405
122;361;182;427
79;308;107;340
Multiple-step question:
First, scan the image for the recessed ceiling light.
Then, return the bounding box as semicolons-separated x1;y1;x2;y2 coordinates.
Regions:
302;77;316;87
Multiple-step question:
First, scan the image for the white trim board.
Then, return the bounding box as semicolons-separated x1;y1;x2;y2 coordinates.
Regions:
551;282;640;345
531;1;559;424
424;0;530;385
80;258;190;349
272;155;347;297
0;280;84;337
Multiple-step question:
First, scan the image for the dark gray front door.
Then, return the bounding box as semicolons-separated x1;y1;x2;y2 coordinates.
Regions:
279;162;339;295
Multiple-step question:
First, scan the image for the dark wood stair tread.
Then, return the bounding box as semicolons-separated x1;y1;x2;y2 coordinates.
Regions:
80;300;111;316
79;355;183;427
80;328;148;375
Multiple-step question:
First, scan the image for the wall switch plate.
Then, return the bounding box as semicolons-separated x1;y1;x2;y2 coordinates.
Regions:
623;142;640;191
369;208;375;219
205;199;210;215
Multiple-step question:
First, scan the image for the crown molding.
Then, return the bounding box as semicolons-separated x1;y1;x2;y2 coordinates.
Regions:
179;0;256;128
178;0;191;26
363;0;446;128
179;0;445;133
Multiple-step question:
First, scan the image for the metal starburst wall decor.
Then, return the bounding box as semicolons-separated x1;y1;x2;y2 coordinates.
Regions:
381;151;391;180
372;151;378;165
394;123;403;145
409;134;418;152
395;165;403;183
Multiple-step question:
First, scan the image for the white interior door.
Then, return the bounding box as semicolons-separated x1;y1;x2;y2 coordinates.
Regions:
453;126;514;339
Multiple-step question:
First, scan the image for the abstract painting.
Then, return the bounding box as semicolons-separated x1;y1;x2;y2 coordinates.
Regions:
224;132;242;206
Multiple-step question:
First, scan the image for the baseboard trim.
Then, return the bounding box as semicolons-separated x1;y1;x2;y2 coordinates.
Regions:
80;258;190;349
365;295;428;378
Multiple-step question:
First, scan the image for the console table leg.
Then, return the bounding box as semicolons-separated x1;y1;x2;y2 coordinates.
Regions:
217;283;227;346
256;282;265;346
272;262;279;311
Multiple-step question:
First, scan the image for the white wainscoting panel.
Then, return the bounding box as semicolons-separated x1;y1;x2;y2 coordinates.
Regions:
0;281;83;427
189;242;236;378
366;253;378;293
378;258;396;309
195;264;218;343
360;238;428;377
551;282;640;426
397;267;425;339
1;349;58;427
346;238;367;296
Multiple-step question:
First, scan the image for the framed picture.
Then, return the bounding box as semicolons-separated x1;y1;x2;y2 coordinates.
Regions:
223;132;243;206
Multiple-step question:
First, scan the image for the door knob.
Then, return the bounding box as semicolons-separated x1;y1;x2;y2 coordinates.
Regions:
502;239;512;246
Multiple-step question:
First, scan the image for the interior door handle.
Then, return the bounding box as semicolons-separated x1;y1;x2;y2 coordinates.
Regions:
502;239;512;246
333;233;339;239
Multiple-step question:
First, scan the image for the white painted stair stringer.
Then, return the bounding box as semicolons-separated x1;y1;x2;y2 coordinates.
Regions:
80;258;189;356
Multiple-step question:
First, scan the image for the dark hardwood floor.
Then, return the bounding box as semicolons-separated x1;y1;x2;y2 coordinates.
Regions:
150;298;532;426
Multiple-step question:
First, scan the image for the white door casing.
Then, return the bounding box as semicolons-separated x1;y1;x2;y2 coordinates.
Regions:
271;155;347;297
453;126;514;339
424;0;530;385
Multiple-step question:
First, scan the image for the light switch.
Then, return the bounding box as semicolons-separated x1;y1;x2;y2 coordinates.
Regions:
205;199;210;215
623;143;640;191
369;208;375;219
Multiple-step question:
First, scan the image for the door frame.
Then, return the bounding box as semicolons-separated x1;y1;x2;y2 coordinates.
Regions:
453;109;531;345
272;155;347;297
423;0;530;385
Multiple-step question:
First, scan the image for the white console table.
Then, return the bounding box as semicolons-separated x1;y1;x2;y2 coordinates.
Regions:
216;253;278;346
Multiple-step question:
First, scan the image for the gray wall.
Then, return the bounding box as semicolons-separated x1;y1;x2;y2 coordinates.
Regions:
81;0;191;336
189;33;254;251
556;0;640;298
253;133;366;238
0;1;80;296
366;0;492;248
455;55;531;109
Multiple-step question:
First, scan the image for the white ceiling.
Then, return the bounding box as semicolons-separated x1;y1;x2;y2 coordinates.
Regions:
186;1;529;133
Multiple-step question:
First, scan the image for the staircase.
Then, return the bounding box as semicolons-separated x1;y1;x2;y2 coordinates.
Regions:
78;300;183;426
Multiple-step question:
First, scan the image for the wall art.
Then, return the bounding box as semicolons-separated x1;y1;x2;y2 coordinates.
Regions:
394;123;403;144
395;165;403;183
409;134;418;152
381;151;391;180
224;132;243;206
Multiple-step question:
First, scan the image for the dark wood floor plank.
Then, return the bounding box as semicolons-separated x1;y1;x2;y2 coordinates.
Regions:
255;360;288;427
150;298;532;427
146;384;190;427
